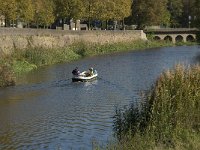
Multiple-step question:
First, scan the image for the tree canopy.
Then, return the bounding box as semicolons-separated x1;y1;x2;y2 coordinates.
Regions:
0;0;199;29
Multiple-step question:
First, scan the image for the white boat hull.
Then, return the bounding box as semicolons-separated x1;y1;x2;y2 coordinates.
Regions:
72;70;98;82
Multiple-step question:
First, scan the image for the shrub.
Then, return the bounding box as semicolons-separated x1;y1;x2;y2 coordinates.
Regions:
113;64;200;149
0;64;15;87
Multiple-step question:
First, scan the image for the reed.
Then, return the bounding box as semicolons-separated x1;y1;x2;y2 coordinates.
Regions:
113;64;200;149
0;40;194;87
0;60;15;87
8;40;174;74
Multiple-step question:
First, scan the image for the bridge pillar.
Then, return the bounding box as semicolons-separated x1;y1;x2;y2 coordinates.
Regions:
183;36;187;42
172;37;176;43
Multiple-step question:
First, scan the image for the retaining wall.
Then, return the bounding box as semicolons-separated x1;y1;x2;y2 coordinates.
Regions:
0;28;147;54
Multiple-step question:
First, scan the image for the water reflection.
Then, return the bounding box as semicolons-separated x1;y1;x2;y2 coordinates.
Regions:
0;46;199;149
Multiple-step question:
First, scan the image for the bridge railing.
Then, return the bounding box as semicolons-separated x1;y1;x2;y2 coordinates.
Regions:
144;28;199;33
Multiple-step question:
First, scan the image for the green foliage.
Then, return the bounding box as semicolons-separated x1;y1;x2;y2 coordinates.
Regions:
168;0;183;27
0;0;17;22
148;65;200;145
12;60;37;74
196;33;200;42
193;0;200;28
113;105;149;141
34;0;55;27
0;39;175;88
54;0;85;21
0;63;15;87
0;0;199;28
19;47;80;66
16;0;34;25
131;0;170;29
113;64;200;149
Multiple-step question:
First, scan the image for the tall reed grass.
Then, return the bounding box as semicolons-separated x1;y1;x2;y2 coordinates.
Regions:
0;60;15;87
0;40;192;87
113;64;200;150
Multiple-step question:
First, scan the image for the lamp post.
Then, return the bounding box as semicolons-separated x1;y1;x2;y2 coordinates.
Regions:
188;15;191;28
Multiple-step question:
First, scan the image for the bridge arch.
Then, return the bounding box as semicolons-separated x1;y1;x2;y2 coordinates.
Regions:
186;35;195;42
164;35;173;42
175;35;184;42
145;28;198;43
153;36;161;40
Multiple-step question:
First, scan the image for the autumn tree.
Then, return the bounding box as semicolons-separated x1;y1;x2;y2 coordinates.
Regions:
33;0;55;28
54;0;85;27
80;0;96;29
16;0;34;27
86;0;115;29
0;0;17;27
82;0;132;30
113;0;132;29
131;0;170;29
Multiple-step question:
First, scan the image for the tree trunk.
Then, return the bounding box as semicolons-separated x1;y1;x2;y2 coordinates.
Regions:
88;19;91;30
122;18;125;30
106;20;108;30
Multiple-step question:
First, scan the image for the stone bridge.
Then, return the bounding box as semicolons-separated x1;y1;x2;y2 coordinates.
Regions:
144;28;199;43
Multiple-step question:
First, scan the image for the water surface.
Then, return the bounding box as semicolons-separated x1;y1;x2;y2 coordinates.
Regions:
0;46;199;150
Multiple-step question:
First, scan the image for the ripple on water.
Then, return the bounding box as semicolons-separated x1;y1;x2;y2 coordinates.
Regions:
0;46;199;149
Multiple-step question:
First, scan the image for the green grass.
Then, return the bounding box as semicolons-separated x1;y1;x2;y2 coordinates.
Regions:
0;39;195;87
112;64;200;150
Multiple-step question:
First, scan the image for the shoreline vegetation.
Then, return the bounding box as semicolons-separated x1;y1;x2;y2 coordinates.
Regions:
0;39;197;87
0;38;199;149
112;64;200;150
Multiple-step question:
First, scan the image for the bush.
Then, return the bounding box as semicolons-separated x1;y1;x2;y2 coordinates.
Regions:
113;64;200;149
0;64;15;87
148;64;200;146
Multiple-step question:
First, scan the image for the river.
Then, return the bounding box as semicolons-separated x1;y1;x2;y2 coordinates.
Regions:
0;46;199;150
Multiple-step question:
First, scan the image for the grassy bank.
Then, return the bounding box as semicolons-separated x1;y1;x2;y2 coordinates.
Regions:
112;64;200;150
0;39;196;87
0;40;174;87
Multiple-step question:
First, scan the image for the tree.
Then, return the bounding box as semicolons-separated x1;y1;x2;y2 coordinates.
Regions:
54;0;85;24
33;0;55;28
81;0;97;29
16;0;34;27
0;0;17;27
167;0;183;27
131;0;170;29
193;0;200;28
82;0;132;30
182;0;195;27
113;0;132;29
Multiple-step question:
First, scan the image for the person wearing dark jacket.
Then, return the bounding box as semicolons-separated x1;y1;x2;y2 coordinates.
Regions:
72;67;80;75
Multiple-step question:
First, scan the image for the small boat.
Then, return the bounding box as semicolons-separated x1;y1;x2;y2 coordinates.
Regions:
72;70;98;82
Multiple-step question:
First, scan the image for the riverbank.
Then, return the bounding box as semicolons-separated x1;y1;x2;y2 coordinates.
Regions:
112;64;200;150
0;39;197;87
0;40;166;87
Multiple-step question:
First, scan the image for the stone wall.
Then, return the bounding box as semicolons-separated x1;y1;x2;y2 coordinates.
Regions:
0;28;147;54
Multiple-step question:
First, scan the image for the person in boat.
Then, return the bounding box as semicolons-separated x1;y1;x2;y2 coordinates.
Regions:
72;67;80;75
84;67;94;77
89;67;94;76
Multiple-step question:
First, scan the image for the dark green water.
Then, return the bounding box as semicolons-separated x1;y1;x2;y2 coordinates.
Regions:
0;46;199;150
